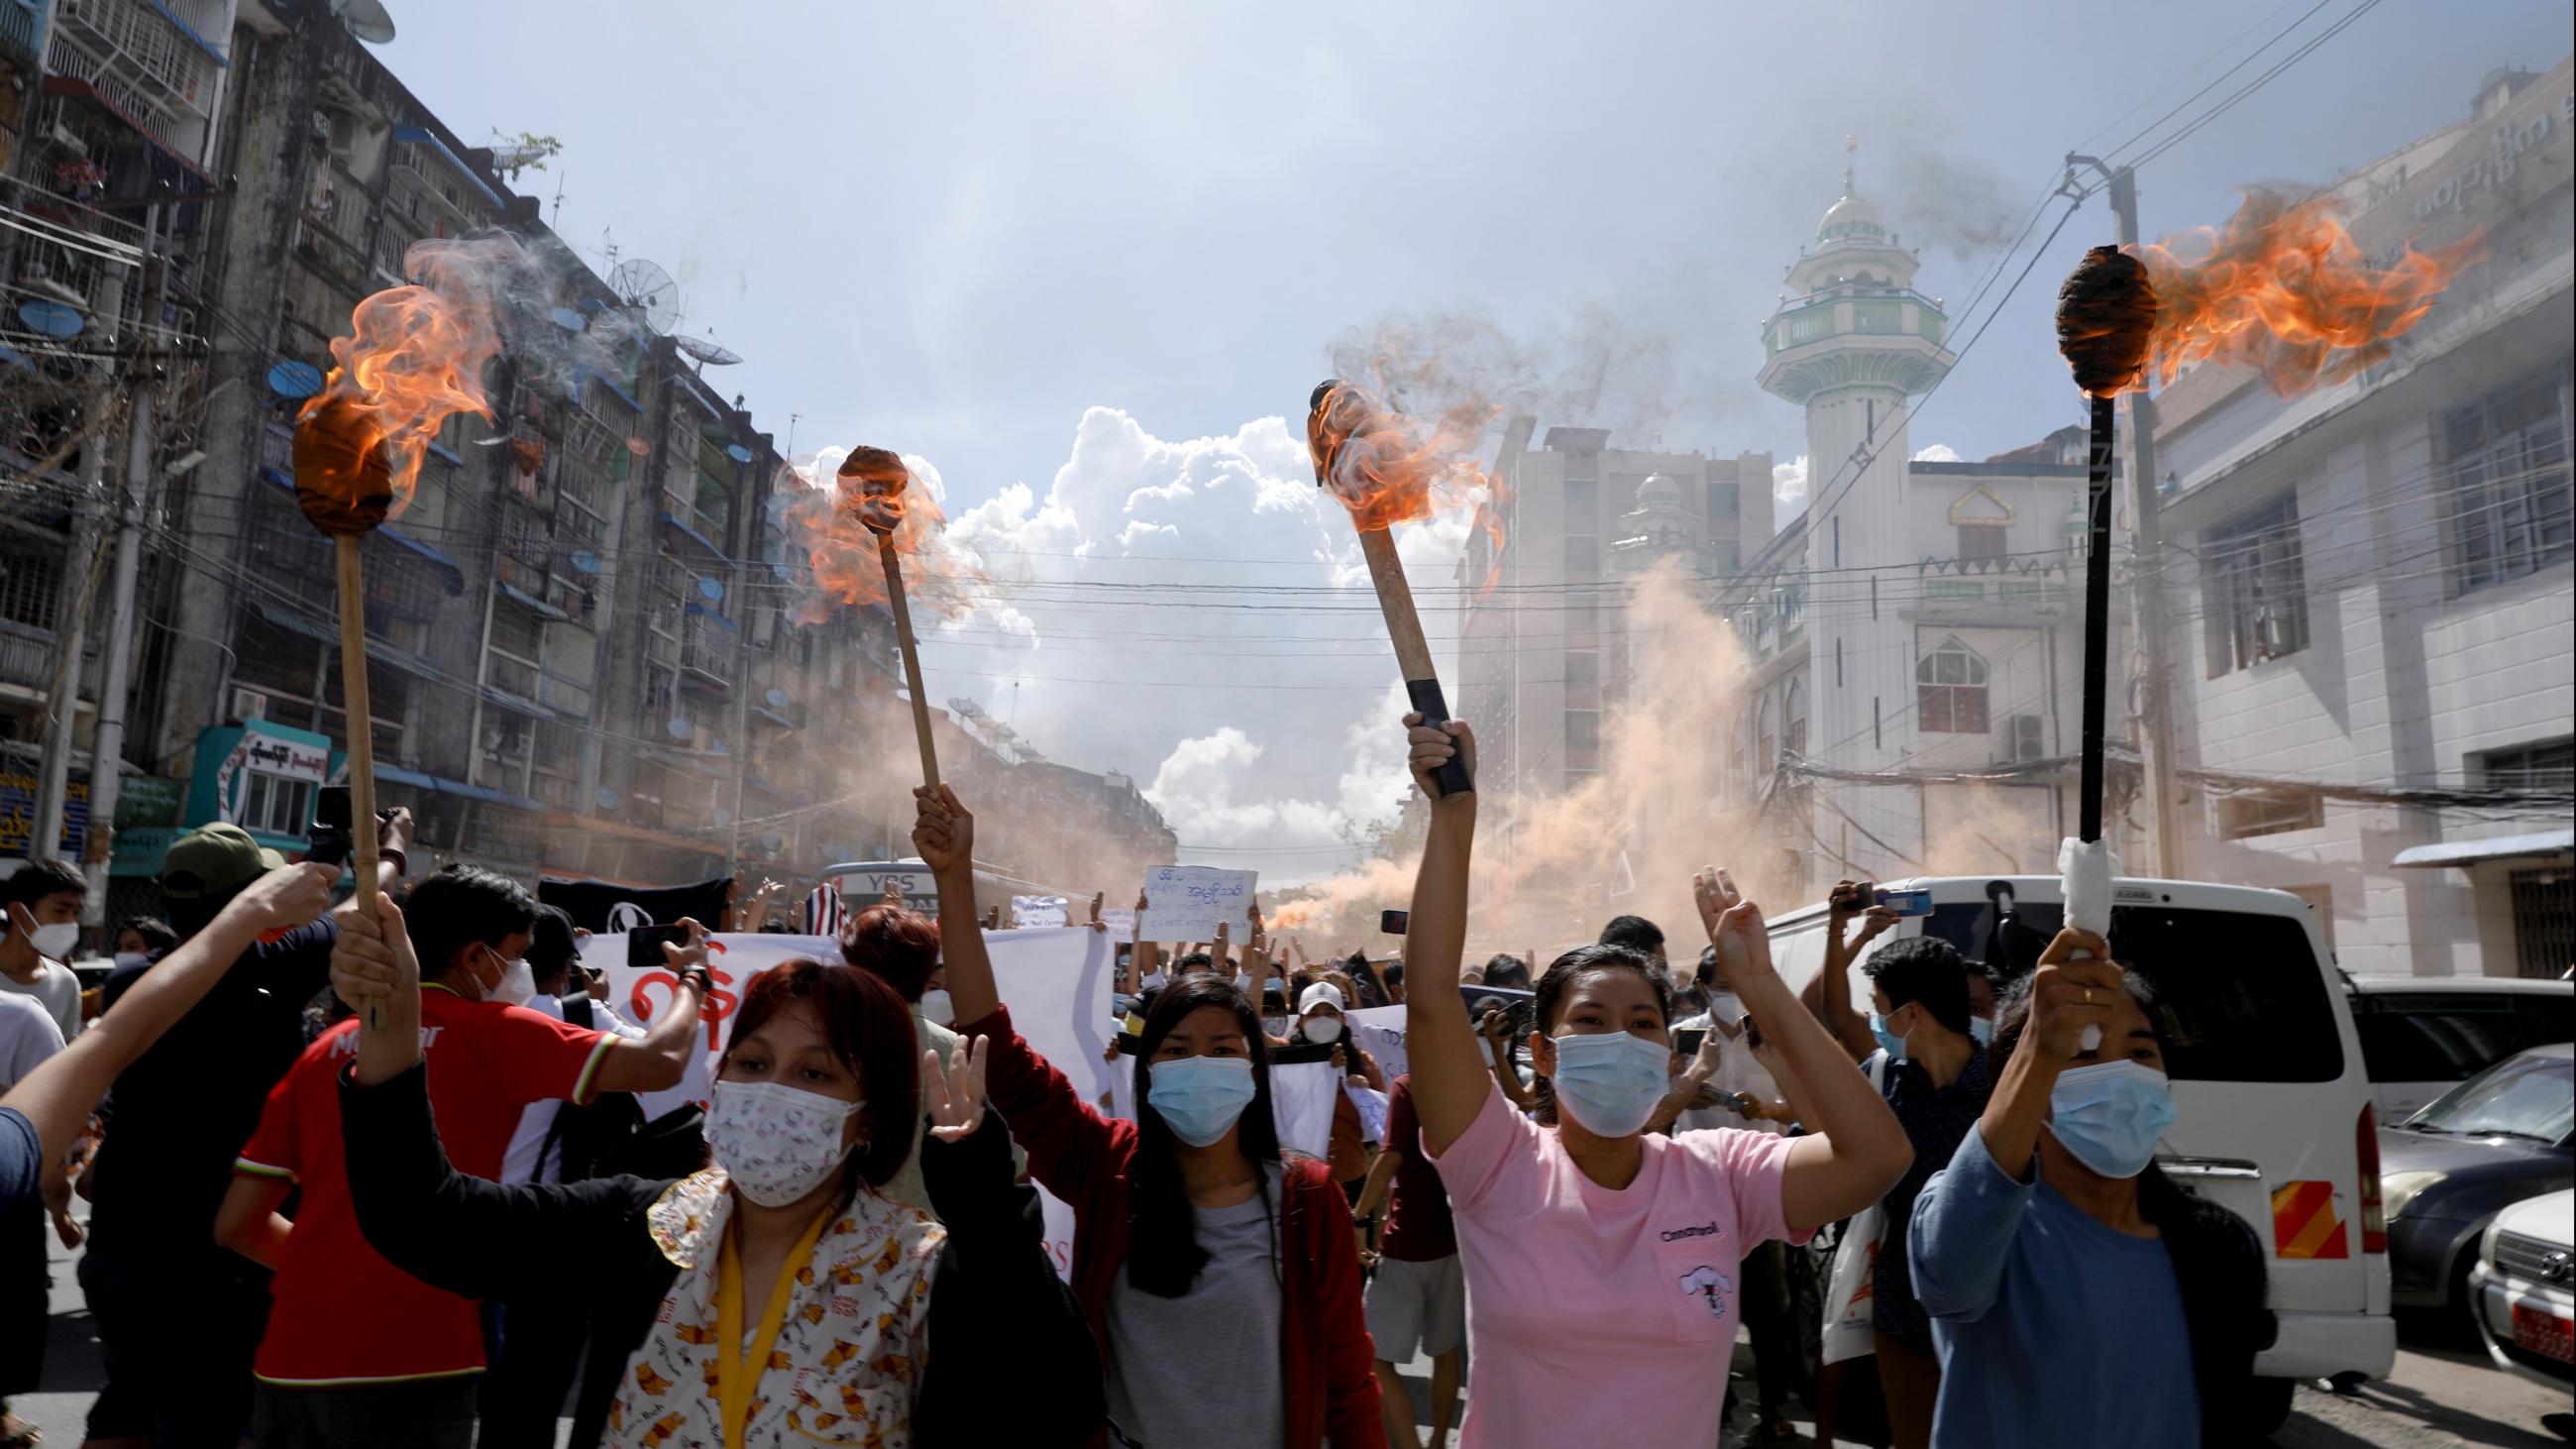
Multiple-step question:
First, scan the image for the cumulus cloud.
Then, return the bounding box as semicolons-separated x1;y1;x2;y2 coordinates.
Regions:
1912;443;1963;463
886;407;1469;882
1771;454;1808;528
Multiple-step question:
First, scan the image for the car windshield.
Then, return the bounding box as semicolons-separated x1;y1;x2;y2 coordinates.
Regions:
2407;1053;2574;1141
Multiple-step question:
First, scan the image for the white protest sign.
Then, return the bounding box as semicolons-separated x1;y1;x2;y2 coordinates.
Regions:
982;926;1115;1282
1010;894;1069;929
1346;1004;1409;1082
581;933;844;1122
1101;906;1136;939
1139;866;1257;942
1268;1059;1342;1160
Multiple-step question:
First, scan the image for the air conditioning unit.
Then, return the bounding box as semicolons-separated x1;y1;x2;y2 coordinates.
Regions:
2008;714;2045;762
230;689;268;722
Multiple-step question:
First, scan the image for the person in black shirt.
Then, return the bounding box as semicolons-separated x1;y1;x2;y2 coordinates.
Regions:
79;815;408;1449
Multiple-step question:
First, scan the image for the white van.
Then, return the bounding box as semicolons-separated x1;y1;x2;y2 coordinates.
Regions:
1767;873;2397;1421
2344;975;2576;1124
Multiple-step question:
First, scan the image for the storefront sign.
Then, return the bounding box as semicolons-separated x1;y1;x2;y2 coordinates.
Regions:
0;762;86;858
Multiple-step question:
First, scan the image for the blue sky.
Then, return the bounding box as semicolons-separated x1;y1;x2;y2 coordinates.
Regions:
379;1;2572;878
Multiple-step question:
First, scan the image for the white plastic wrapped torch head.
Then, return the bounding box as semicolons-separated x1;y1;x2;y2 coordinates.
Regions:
2057;836;2121;1053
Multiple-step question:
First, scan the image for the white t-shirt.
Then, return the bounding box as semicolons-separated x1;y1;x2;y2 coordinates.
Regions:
0;992;64;1092
501;992;646;1185
0;959;81;1044
1672;1012;1784;1137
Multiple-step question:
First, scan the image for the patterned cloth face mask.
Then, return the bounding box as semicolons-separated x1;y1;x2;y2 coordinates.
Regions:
706;1079;863;1206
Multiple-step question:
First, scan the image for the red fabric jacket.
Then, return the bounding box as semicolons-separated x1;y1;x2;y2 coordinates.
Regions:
965;1004;1385;1449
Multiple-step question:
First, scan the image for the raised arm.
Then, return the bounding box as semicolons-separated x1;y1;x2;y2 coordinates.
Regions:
326;891;657;1302
8;862;335;1179
916;784;998;1026
1698;869;1910;1231
585;918;711;1094
1399;716;1487;1155
1807;881;1891;1062
1974;927;2123;1181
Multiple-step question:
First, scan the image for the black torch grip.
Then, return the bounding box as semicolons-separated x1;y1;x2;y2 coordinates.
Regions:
1405;678;1475;798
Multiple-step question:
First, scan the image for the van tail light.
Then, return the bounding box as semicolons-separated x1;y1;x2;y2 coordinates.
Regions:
2356;1102;2387;1255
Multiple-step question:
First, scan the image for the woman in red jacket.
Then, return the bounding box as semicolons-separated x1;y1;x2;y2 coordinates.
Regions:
914;782;1384;1449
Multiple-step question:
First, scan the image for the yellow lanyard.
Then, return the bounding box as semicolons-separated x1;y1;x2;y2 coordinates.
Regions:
714;1206;833;1449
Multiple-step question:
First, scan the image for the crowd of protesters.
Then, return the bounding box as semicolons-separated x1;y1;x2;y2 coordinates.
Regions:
0;706;2272;1448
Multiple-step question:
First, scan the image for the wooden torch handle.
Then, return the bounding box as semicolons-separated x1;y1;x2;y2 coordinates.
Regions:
1356;528;1472;797
878;533;942;791
335;537;383;1028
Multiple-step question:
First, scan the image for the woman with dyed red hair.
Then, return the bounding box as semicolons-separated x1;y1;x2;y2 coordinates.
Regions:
324;890;1102;1448
839;900;960;1218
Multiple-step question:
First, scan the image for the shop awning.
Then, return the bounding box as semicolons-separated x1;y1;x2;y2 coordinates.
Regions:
496;581;568;621
374;764;542;814
658;511;729;562
2392;829;2575;869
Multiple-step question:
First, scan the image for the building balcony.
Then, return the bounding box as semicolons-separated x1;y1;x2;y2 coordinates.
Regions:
679;613;738;691
45;0;223;169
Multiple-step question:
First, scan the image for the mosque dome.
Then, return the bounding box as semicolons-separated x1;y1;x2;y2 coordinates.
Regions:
1636;470;1684;510
1818;188;1885;243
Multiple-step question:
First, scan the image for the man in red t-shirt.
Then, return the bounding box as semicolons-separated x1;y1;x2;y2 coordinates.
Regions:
216;865;702;1449
1352;1073;1464;1449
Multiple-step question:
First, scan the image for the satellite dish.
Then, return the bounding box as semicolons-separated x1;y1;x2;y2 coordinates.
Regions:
696;576;723;602
549;306;587;332
765;688;791;709
664;718;693;741
594;786;620;811
759;834;785;852
267;360;326;398
332;0;396;43
570;549;600;574
18;300;83;338
607;258;682;334
625;437;651;457
725;443;753;463
672;334;742;367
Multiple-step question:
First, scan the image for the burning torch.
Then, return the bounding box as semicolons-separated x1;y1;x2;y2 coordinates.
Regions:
292;243;504;1022
836;447;941;790
1309;380;1471;799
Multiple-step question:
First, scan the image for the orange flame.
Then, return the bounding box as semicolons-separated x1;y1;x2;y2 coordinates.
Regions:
779;448;977;620
2128;189;2484;396
1308;381;1508;585
293;237;508;524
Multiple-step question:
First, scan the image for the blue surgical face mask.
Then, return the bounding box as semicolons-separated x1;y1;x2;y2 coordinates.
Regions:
1869;1011;1909;1060
1547;1030;1674;1138
2047;1060;2179;1179
1969;1016;1994;1048
1146;1055;1257;1148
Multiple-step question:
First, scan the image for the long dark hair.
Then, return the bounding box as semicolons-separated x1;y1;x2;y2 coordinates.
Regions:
1126;973;1283;1297
1990;969;2277;1440
1527;944;1673;1127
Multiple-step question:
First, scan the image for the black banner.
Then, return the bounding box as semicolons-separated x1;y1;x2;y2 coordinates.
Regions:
539;876;735;935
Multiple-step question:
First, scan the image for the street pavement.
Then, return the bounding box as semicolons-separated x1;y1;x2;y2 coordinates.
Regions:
17;1231;2571;1445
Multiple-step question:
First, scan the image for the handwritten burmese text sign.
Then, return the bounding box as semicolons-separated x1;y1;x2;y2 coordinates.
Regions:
1011;895;1069;929
1139;866;1256;941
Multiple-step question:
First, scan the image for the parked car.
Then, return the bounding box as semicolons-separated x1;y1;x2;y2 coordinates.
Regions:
2471;1187;2575;1392
2346;975;2575;1123
1770;874;2393;1432
2379;1044;2575;1320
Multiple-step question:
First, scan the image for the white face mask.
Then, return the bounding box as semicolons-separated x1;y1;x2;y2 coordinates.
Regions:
916;988;954;1026
707;1079;862;1207
113;950;150;971
1707;990;1743;1027
26;921;78;961
1262;1015;1291;1038
1301;1016;1342;1045
488;956;537;1008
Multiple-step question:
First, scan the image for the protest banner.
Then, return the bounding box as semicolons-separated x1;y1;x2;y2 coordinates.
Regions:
1138;865;1256;941
1011;894;1069;929
585;925;1113;1282
1346;1005;1408;1081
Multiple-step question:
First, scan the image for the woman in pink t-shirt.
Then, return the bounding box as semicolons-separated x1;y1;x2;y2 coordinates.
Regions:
1395;716;1914;1449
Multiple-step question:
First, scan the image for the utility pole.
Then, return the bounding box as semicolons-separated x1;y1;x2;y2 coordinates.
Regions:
2068;156;2187;879
29;231;137;872
77;204;170;920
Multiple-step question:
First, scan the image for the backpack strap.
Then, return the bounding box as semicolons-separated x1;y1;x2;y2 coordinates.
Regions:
561;992;594;1031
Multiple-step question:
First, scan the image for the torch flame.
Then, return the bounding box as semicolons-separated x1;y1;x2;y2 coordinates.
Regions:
2128;189;2484;396
1308;380;1508;587
780;446;977;618
293;238;508;522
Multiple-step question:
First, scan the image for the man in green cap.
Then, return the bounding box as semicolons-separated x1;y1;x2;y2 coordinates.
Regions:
77;809;410;1449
